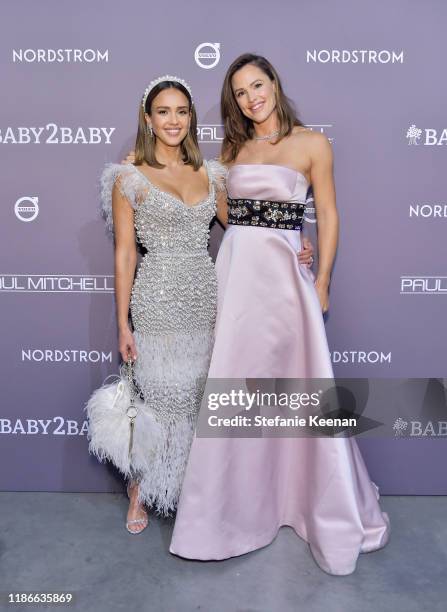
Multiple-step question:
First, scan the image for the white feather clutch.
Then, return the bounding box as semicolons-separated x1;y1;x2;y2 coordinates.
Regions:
84;359;162;479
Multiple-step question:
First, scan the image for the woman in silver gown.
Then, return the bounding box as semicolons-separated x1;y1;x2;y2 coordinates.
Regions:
86;76;227;532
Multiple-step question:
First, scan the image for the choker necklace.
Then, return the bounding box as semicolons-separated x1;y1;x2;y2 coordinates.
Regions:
254;130;280;141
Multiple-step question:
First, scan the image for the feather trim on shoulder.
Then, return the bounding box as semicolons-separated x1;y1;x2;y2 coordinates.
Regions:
99;163;139;232
205;158;228;192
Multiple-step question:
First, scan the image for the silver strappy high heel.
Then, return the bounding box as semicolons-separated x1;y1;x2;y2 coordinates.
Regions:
126;482;148;534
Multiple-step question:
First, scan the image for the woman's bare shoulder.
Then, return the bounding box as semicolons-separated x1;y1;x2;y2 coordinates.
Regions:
290;127;331;153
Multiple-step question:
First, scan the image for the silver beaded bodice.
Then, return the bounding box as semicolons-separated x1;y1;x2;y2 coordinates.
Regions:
132;174;216;255
130;167;217;335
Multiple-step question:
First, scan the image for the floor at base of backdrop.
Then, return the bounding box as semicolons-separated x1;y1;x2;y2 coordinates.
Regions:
1;493;446;612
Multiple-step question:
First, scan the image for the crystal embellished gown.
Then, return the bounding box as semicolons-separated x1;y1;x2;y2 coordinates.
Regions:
87;159;224;515
170;163;391;575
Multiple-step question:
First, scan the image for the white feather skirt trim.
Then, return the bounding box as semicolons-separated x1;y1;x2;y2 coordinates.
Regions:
138;412;198;515
133;328;214;385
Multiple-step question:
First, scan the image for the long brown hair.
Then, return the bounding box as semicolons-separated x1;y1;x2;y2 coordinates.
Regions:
221;53;304;163
134;80;202;170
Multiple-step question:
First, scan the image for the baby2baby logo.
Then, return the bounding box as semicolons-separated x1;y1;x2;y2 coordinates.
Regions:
406;124;447;146
393;417;447;437
0;124;115;144
0;417;88;436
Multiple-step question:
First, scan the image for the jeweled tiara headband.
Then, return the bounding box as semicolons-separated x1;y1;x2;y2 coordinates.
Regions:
141;75;194;110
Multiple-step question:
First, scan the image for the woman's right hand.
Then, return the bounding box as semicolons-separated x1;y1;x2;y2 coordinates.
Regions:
121;150;136;165
119;325;137;363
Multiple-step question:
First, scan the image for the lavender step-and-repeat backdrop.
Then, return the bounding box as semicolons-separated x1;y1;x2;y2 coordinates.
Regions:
1;1;446;494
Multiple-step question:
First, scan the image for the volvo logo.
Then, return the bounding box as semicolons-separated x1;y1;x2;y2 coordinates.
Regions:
194;43;220;69
15;196;39;222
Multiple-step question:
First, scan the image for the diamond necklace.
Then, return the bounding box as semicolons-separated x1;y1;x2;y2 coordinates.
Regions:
253;130;280;141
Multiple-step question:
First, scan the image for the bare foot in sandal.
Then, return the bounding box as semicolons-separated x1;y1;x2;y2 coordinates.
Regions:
126;481;148;534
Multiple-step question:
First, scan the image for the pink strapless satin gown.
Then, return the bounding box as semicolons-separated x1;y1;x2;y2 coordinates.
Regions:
169;164;390;575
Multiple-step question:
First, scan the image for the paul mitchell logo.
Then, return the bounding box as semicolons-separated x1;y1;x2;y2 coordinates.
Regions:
400;276;447;294
197;124;224;142
15;196;39;222
194;43;220;69
0;274;114;293
197;123;334;144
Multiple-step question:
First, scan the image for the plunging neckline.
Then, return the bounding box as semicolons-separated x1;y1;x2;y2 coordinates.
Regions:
132;163;213;209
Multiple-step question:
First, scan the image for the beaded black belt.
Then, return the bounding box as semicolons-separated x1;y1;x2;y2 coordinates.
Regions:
227;197;305;230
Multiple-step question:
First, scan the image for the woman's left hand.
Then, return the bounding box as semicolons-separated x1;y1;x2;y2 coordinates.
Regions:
298;236;314;267
315;277;329;313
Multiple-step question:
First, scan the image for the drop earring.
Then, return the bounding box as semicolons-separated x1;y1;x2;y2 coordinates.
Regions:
147;125;153;137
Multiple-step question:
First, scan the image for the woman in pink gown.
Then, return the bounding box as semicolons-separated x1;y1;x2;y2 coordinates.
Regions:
170;54;390;575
